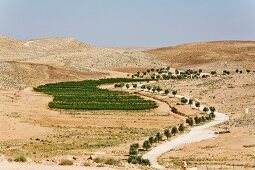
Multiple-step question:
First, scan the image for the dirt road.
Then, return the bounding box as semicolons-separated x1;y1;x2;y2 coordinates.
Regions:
142;94;229;169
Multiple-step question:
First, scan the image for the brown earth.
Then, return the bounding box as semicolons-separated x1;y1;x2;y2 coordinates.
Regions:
0;35;255;169
148;41;255;72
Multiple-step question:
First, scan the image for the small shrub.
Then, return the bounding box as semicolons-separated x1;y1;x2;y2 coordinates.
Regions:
181;97;188;104
172;90;177;96
211;71;217;75
14;154;26;162
59;159;73;166
203;107;209;112
195;102;200;108
171;107;178;114
164;89;170;95
141;159;151;166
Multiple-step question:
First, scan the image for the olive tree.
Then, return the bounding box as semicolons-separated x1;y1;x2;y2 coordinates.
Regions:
164;129;171;139
171;126;178;135
178;123;185;133
172;90;177;97
142;140;151;150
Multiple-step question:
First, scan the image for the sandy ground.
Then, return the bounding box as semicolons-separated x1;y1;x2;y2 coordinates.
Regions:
0;162;114;170
1;35;255;169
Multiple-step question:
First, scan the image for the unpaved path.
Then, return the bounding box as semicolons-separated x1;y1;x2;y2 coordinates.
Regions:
142;94;229;169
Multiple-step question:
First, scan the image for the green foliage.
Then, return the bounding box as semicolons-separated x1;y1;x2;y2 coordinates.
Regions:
130;143;139;149
211;71;217;75
209;106;216;113
164;89;170;95
155;132;162;142
14;154;26;162
141;158;151;166
181;97;188;104
34;78;156;110
194;116;200;124
142;140;151;150
128;155;150;166
186;117;194;126
171;126;178;135
129;143;139;155
164;129;171;139
195;102;200;108
203;107;209;112
188;99;193;105
172;90;177;96
178;123;185;132
210;112;216;118
129;148;138;155
148;136;154;144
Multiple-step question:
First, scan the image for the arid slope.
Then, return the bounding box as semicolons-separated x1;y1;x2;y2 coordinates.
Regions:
148;41;255;71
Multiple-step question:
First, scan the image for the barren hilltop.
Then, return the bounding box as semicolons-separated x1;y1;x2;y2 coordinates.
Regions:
149;40;255;71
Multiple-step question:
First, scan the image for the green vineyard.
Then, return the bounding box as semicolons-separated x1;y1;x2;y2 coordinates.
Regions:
34;78;157;110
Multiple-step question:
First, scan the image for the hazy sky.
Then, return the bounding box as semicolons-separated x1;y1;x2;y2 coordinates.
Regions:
0;0;255;47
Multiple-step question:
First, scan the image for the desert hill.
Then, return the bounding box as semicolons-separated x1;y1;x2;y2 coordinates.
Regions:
0;35;162;89
0;36;162;70
148;41;255;71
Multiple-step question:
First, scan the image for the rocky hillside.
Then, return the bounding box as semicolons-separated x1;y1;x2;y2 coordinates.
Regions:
148;41;255;71
0;36;162;71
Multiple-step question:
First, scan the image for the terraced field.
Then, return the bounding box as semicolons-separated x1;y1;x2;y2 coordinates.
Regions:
34;78;157;110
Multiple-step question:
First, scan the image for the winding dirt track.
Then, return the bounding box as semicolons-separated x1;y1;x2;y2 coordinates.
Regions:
142;94;229;169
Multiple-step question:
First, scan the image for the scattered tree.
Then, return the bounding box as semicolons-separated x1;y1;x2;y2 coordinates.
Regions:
186;117;194;126
132;84;137;88
172;90;177;97
171;126;178;135
203;107;209;112
146;86;151;91
211;71;217;75
142;140;151;150
195;102;200;108
164;89;170;95
209;106;216;113
164;129;171;139
194;116;200;124
155;132;162;142
181;97;188;104
188;99;193;105
148;136;154;145
178;123;185;133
